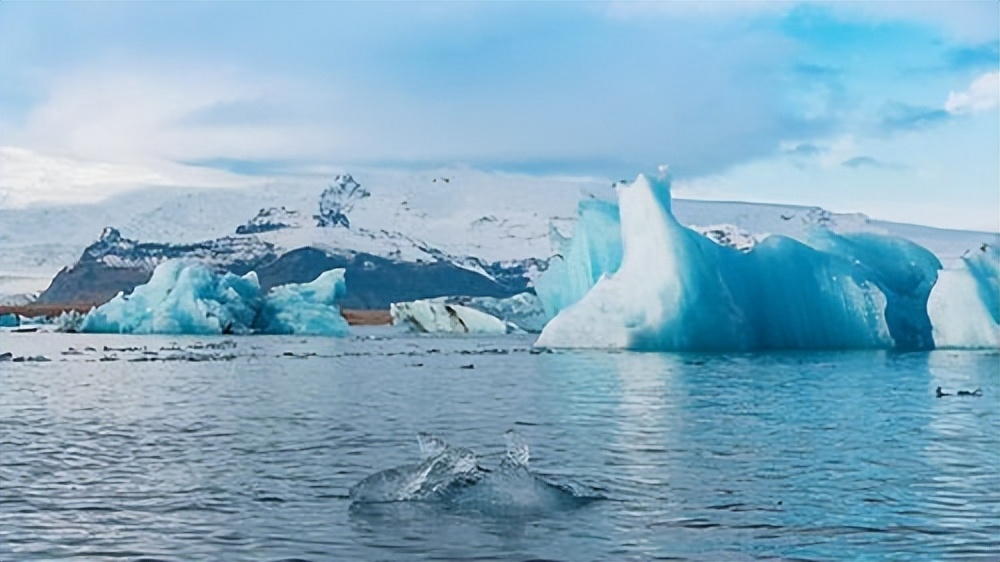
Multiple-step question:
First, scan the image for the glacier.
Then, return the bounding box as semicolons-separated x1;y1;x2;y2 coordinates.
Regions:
80;261;348;336
536;173;997;351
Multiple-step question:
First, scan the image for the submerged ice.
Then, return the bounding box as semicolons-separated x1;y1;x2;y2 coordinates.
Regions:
536;173;997;351
349;431;599;516
80;261;348;336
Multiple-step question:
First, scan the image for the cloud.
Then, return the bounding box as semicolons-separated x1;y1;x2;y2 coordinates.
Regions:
945;41;1000;71
0;146;261;208
878;103;951;132
783;142;824;157
841;155;900;170
945;71;1000;114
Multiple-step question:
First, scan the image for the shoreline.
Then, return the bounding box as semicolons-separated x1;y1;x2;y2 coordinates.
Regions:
0;303;392;327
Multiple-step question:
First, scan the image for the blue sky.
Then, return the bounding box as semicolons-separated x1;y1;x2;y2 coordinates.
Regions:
0;1;997;230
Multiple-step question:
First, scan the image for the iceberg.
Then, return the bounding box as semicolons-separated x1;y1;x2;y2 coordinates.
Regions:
81;261;262;335
390;300;510;334
536;173;955;351
80;260;349;336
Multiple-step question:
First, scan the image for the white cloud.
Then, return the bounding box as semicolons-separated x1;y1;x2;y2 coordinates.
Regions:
945;71;1000;114
1;61;349;166
0;146;263;209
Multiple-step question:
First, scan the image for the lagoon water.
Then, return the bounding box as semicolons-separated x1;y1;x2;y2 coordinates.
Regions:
1;329;998;561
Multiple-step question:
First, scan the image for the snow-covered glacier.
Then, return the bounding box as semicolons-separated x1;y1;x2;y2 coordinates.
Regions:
80;261;348;336
536;173;997;351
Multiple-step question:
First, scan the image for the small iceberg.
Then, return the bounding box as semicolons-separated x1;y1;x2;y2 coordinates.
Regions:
349;431;600;517
80;260;349;336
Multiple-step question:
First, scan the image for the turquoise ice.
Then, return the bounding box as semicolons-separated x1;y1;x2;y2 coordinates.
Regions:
536;174;997;351
80;261;348;336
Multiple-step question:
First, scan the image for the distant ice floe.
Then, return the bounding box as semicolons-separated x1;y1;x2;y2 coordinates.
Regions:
535;173;998;351
80;261;348;336
390;292;547;334
390;300;511;335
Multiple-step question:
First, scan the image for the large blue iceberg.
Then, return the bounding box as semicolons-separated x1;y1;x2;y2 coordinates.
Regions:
536;173;998;351
80;261;348;336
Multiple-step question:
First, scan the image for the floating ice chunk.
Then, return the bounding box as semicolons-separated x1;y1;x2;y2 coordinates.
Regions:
256;269;348;336
350;436;483;503
350;431;600;516
0;313;18;328
390;300;510;334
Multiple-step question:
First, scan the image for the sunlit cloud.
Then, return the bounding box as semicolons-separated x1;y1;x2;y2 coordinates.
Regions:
945;71;1000;114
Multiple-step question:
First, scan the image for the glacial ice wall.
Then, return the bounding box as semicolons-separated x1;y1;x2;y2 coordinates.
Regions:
80;261;348;336
535;174;963;351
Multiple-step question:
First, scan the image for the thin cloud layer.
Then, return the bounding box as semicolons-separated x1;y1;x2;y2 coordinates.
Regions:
0;2;997;230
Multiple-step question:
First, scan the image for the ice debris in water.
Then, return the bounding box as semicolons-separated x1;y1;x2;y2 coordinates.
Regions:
536;173;997;351
349;431;600;516
80;260;348;336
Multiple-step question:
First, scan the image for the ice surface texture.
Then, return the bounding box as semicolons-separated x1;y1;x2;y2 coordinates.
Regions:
536;174;997;351
80;261;348;336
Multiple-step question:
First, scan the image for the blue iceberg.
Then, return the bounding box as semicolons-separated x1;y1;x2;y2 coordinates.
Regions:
535;173;976;351
80;261;348;336
81;261;262;335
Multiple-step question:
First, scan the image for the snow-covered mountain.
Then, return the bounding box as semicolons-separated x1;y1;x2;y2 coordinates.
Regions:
2;168;997;306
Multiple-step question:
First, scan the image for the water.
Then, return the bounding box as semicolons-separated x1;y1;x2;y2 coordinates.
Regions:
1;329;998;561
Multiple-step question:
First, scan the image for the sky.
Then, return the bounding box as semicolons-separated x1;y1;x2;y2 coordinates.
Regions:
0;1;998;231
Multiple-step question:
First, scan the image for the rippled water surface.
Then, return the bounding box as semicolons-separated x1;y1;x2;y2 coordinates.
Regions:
2;330;998;561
